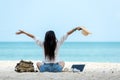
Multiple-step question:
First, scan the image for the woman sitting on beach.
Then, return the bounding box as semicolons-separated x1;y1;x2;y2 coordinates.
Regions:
16;27;82;72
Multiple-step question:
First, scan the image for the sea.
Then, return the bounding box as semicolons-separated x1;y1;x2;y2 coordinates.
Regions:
0;42;120;63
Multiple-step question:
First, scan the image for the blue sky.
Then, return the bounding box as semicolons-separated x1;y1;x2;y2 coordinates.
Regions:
0;0;120;42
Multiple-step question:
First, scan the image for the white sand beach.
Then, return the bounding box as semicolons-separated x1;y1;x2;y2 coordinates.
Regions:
0;61;120;80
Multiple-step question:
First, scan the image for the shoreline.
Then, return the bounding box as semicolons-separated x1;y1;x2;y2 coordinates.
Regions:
0;60;120;80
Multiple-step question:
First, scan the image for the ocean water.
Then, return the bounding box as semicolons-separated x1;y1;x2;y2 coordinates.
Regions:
0;42;120;62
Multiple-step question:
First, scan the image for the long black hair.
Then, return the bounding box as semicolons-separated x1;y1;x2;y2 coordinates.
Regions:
44;30;57;61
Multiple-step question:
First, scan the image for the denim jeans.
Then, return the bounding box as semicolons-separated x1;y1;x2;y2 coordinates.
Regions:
39;63;63;72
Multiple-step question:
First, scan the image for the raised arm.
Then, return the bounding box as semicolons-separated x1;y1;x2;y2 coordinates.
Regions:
16;30;35;39
57;27;82;46
67;27;82;35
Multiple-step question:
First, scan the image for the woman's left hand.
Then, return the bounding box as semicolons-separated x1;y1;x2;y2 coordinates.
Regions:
16;30;25;35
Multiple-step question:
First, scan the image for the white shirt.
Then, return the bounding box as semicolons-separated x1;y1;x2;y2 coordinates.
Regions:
34;34;68;63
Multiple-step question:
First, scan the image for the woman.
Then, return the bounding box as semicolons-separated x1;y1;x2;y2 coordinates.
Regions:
16;27;82;72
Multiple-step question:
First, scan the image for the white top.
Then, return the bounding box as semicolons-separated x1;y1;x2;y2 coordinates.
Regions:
34;34;68;63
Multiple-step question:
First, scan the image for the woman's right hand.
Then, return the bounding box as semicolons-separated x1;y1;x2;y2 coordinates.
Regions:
76;27;82;31
16;30;25;35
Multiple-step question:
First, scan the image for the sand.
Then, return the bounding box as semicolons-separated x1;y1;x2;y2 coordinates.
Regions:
0;61;120;80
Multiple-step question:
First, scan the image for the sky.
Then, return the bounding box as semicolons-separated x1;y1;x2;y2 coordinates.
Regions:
0;0;120;42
